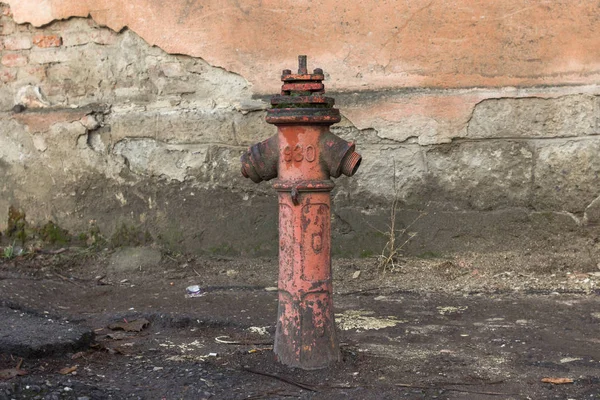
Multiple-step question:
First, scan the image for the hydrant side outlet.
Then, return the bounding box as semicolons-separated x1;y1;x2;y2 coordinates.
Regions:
240;56;362;369
241;134;279;183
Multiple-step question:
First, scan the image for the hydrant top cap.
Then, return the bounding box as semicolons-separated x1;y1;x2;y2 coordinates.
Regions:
266;55;341;125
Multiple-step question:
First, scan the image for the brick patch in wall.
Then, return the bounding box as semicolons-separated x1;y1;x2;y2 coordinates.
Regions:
0;68;16;82
90;30;118;45
62;31;90;47
61;29;117;47
3;35;32;50
13;109;92;133
0;19;15;35
22;65;46;80
33;34;62;48
29;48;70;64
1;53;28;67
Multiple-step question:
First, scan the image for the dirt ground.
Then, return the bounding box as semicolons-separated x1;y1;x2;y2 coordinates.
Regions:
0;246;599;399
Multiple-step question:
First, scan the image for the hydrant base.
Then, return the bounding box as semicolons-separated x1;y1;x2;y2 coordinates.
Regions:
274;290;340;369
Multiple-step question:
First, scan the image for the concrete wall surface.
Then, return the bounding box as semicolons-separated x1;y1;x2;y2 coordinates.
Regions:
2;0;600;260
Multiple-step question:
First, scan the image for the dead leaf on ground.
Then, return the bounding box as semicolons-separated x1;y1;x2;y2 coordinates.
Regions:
541;377;574;384
59;366;77;375
0;368;27;380
106;332;130;340
71;352;86;360
108;318;150;332
0;359;27;380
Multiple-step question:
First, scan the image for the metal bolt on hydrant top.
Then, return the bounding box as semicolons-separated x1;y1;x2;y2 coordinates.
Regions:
241;56;362;369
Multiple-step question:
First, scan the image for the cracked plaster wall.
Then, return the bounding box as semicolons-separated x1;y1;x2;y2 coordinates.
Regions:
2;2;600;257
6;0;600;94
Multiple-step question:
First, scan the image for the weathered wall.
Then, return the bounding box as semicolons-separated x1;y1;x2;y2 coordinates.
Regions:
1;1;600;260
7;0;600;93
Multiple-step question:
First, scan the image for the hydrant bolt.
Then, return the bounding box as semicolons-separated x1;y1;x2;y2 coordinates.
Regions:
240;56;362;369
298;55;308;74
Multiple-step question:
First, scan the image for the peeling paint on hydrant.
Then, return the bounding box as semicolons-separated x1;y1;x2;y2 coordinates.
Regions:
241;56;361;369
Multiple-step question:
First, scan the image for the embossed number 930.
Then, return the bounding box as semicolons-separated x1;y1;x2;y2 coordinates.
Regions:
283;144;316;163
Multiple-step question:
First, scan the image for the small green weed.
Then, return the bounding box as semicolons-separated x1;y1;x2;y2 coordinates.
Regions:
3;242;15;259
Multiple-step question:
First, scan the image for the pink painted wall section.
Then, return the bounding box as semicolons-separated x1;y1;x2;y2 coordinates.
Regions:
7;0;600;94
341;86;600;145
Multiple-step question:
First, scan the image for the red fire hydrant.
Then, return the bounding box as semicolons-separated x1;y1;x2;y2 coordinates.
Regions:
241;56;361;369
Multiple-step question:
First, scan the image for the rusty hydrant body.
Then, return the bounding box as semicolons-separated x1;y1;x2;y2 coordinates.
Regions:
241;56;361;369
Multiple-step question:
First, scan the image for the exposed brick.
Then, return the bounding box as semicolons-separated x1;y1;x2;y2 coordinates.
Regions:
23;65;47;80
90;29;118;45
1;53;28;67
0;20;16;35
13;109;90;133
62;31;91;47
3;36;32;50
29;49;70;64
80;114;100;130
33;34;62;48
0;69;17;83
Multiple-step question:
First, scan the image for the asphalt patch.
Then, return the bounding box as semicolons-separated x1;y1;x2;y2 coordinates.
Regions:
0;307;93;358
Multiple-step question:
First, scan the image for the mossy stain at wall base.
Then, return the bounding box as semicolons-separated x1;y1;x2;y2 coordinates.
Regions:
110;223;153;248
6;206;27;245
2;206;104;249
40;221;72;245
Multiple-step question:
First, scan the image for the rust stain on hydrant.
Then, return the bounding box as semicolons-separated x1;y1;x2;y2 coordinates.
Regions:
241;56;361;369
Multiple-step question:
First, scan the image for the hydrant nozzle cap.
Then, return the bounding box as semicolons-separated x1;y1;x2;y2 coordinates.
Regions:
341;151;362;177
